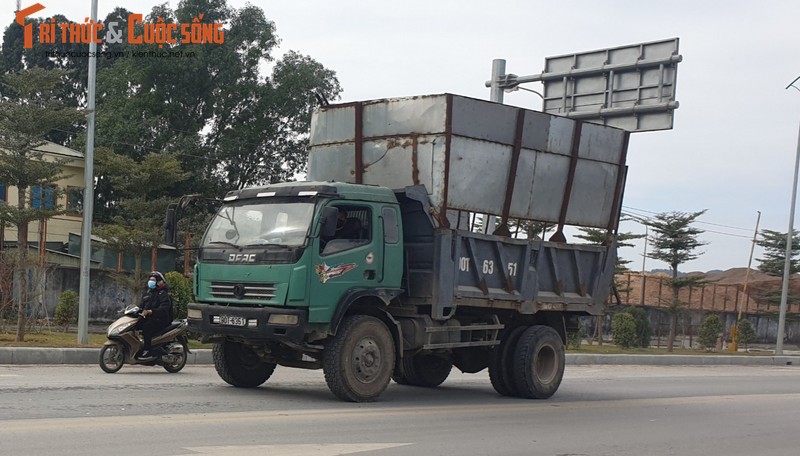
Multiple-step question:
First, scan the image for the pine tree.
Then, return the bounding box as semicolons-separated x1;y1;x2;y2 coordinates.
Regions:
647;210;708;352
0;68;82;342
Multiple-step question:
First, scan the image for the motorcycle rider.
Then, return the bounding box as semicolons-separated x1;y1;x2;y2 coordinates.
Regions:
137;271;174;358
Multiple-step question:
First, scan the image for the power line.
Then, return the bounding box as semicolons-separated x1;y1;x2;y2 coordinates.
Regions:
622;205;752;231
621;211;753;239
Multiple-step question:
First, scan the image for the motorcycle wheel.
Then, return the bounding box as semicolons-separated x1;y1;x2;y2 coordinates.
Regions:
99;343;124;373
162;345;188;373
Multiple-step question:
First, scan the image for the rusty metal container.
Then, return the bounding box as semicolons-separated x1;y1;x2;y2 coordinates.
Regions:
308;93;628;231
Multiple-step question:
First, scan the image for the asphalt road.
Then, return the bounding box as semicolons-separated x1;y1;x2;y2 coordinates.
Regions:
1;364;799;456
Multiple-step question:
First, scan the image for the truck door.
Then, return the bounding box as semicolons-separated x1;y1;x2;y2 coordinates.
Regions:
309;204;382;323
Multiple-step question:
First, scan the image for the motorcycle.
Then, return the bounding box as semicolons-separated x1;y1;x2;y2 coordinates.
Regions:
99;305;191;373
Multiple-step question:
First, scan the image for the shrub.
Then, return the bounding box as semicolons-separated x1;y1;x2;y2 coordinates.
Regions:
566;324;584;349
736;319;757;349
699;314;723;350
625;307;652;348
165;271;193;320
611;312;638;348
54;290;79;331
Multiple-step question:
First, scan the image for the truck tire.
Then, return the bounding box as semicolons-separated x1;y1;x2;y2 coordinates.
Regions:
393;353;452;387
512;325;565;399
213;340;277;388
488;326;525;397
323;315;395;402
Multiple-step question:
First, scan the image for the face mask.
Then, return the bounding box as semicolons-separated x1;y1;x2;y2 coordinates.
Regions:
147;280;156;289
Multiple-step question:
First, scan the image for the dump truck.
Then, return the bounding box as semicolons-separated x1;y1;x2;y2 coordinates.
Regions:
167;93;629;402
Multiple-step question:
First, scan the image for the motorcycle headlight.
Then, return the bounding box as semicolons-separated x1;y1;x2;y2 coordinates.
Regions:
109;319;137;337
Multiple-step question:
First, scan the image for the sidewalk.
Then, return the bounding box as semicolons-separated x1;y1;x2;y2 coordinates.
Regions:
0;347;798;366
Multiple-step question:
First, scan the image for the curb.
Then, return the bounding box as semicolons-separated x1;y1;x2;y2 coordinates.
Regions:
566;353;798;366
0;348;797;366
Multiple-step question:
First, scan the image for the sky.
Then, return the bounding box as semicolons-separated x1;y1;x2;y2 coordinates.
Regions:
3;0;800;274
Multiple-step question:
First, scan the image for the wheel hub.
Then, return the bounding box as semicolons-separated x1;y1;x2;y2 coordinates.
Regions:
353;338;381;382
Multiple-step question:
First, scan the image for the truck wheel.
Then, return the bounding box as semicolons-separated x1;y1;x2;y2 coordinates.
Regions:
213;340;277;388
488;326;525;396
394;353;452;387
99;343;124;373
324;315;395;402
513;325;565;399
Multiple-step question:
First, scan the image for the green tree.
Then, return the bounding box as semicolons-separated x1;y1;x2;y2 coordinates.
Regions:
88;0;342;219
0;68;82;342
647;210;708;352
92;148;189;281
611;312;638;349
755;229;800;277
736;319;757;350
165;271;193;320
623;307;653;348
698;314;723;351
575;226;645;274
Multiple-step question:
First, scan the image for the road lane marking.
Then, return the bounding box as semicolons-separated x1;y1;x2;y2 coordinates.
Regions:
177;443;411;456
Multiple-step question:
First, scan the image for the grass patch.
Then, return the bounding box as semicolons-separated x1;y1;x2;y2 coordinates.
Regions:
0;330;106;348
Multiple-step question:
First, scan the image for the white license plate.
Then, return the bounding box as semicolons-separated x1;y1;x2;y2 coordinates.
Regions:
218;315;246;326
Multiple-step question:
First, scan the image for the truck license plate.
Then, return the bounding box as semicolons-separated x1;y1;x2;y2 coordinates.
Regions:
218;315;246;326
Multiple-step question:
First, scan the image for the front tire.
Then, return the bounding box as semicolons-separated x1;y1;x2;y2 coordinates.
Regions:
324;315;395;402
162;344;188;373
513;325;565;399
213;340;277;388
99;343;124;373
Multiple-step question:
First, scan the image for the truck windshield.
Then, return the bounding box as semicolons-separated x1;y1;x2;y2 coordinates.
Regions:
202;201;315;248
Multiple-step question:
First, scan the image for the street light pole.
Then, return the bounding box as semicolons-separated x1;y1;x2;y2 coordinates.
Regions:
77;0;99;344
777;77;800;355
776;121;800;355
489;59;506;104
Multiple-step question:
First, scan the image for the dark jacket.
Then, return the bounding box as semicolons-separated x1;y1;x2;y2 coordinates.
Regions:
140;286;173;324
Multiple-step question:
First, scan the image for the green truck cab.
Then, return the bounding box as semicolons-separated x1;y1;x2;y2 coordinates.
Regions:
187;182;403;347
169;94;628;402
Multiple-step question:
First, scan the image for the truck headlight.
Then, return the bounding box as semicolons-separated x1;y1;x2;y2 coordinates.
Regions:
187;308;202;319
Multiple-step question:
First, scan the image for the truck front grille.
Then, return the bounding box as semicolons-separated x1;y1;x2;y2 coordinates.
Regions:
209;281;277;301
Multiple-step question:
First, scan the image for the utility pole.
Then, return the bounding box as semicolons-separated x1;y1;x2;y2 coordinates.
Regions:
729;211;760;352
640;225;648;305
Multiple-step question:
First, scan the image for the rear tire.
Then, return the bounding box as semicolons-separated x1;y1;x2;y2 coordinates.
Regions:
213;340;276;388
99;343;124;373
393;353;451;387
488;326;525;396
513;325;565;399
324;315;395;402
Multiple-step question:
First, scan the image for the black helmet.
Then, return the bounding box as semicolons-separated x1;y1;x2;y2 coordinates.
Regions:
148;271;166;283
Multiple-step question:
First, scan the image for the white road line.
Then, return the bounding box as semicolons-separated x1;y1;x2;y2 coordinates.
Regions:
177;443;412;456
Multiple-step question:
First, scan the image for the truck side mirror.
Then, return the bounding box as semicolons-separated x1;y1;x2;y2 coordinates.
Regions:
164;206;177;246
320;206;339;238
